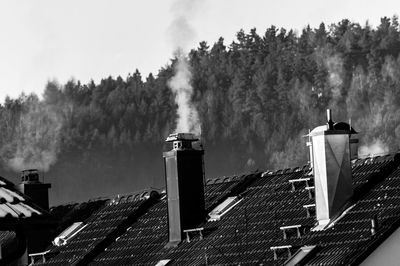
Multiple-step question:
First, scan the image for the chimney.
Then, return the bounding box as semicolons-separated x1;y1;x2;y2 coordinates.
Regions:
163;133;205;246
18;169;52;258
309;110;357;228
18;169;51;211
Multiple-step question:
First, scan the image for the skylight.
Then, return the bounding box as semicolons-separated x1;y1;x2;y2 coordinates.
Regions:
208;196;242;222
53;222;87;246
155;259;171;266
284;245;317;266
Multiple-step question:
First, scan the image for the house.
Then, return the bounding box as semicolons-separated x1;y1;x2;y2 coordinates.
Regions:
0;170;52;265
3;110;400;265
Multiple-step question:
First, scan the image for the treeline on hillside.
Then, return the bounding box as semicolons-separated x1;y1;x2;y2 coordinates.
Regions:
1;17;400;203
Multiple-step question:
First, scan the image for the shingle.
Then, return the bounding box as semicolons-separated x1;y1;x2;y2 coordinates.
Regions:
35;153;400;265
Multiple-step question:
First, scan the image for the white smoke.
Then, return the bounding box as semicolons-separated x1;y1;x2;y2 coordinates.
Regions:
359;138;389;157
167;0;201;136
2;100;64;172
325;54;344;100
168;53;201;134
314;47;344;102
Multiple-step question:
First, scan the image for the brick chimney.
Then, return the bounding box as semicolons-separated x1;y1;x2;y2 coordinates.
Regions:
163;133;205;246
309;110;358;229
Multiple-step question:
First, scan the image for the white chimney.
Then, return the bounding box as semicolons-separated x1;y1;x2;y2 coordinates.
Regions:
309;109;357;228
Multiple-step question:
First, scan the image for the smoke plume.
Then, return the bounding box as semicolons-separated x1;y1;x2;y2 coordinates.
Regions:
168;52;201;134
314;47;344;103
359;138;389;157
326;54;344;97
1;99;64;172
167;0;201;135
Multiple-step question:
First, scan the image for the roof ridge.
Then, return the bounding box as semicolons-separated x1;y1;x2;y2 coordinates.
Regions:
261;164;311;177
259;152;400;178
352;153;397;167
108;188;161;205
206;171;261;185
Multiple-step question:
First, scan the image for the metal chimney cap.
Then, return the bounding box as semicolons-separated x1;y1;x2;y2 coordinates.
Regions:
333;122;358;134
21;169;40;183
308;122;358;137
166;133;198;142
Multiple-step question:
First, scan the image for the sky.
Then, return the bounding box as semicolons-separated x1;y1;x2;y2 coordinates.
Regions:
0;0;399;100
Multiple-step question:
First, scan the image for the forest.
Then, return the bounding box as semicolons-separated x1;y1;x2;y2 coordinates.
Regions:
1;17;400;204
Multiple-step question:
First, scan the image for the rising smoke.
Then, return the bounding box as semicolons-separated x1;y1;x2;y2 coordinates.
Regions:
315;48;393;157
168;52;201;135
0;97;64;172
359;138;389;157
167;0;201;136
325;53;344;101
315;47;344;102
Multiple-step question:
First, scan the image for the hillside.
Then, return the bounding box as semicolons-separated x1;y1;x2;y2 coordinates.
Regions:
1;17;400;204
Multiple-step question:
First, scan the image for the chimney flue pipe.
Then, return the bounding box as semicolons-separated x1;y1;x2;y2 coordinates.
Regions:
327;109;334;130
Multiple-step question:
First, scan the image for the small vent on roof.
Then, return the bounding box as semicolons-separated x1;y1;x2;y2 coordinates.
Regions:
53;222;86;246
155;259;171;266
208;196;242;222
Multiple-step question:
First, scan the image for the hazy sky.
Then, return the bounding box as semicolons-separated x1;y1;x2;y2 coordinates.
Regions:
0;0;399;100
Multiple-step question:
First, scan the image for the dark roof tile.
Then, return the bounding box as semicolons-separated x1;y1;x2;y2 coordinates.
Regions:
36;153;400;265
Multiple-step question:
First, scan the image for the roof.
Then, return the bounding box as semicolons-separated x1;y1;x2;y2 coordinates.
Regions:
48;198;108;238
33;153;400;265
0;176;49;230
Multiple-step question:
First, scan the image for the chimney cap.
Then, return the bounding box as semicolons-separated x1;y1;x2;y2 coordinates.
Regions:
166;133;198;142
21;169;40;183
308;122;357;137
333;122;358;134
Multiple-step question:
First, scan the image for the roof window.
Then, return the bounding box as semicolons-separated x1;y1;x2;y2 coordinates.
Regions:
208;196;242;222
155;259;171;266
53;222;87;246
284;245;317;266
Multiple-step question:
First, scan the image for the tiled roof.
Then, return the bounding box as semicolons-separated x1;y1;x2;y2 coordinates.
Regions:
36;154;400;265
0;176;48;229
0;231;16;247
49;199;108;235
